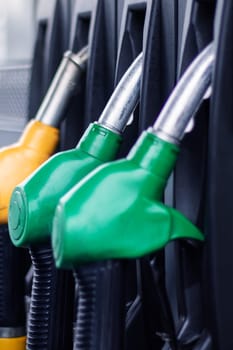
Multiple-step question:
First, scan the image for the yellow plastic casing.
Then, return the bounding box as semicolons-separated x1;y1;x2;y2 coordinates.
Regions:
0;120;59;224
0;336;26;349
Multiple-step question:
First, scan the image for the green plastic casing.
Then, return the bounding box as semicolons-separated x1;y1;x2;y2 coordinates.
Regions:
52;130;204;268
8;123;122;247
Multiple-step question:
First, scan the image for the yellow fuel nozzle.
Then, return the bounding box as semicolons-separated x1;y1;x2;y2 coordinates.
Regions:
0;336;26;350
0;46;88;225
0;119;59;224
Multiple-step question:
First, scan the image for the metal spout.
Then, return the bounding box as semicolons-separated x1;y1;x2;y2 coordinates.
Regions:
152;43;214;144
36;46;88;127
98;53;143;134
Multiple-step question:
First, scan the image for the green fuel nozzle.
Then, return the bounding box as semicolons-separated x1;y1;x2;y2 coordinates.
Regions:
8;53;143;248
52;43;214;269
0;46;88;348
8;51;142;350
0;46;88;225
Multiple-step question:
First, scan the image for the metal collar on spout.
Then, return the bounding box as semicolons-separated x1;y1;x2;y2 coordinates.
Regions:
97;53;143;134
69;46;89;71
152;43;215;144
35;46;89;128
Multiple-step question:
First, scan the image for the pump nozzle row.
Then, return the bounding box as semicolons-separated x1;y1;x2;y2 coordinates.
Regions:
51;43;214;267
8;54;143;350
7;43;214;350
9;53;143;247
0;46;88;350
48;44;213;349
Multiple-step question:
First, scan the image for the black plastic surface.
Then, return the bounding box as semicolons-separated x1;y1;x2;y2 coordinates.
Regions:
60;0;119;150
84;0;118;126
140;0;178;130
27;246;74;350
139;255;177;349
137;1;179;348
12;1;233;349
206;1;233;349
60;0;95;150
167;0;215;347
74;261;125;350
115;0;147;157
28;0;71;118
0;225;27;330
114;2;148;348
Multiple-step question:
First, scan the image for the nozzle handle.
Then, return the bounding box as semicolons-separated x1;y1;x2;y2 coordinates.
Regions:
0;225;26;337
74;260;125;350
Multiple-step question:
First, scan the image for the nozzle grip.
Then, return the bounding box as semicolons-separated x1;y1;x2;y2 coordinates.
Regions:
74;260;125;350
0;225;26;333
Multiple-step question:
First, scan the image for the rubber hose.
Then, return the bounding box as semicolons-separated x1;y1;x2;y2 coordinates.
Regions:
27;246;74;350
73;260;125;350
0;224;26;334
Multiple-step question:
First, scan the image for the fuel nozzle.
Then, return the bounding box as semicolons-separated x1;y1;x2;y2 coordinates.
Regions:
152;43;214;144
36;46;88;127
97;52;142;133
49;44;215;350
8;53;143;248
52;43;214;268
8;53;143;350
0;46;89;225
0;46;89;348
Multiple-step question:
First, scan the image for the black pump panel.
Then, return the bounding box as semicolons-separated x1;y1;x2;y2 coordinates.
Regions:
115;0;147;158
116;0;146;82
84;0;118;126
114;3;148;350
207;1;233;349
140;2;179;349
60;0;95;150
28;0;71;118
69;0;94;52
61;0;118;150
140;0;178;130
15;2;232;349
165;0;216;348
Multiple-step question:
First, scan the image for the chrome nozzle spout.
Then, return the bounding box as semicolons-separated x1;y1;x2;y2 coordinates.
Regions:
70;46;89;71
36;46;89;127
152;43;215;144
98;52;143;134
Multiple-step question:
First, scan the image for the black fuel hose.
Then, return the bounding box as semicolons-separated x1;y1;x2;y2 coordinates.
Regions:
27;245;74;350
0;224;26;338
73;260;125;350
